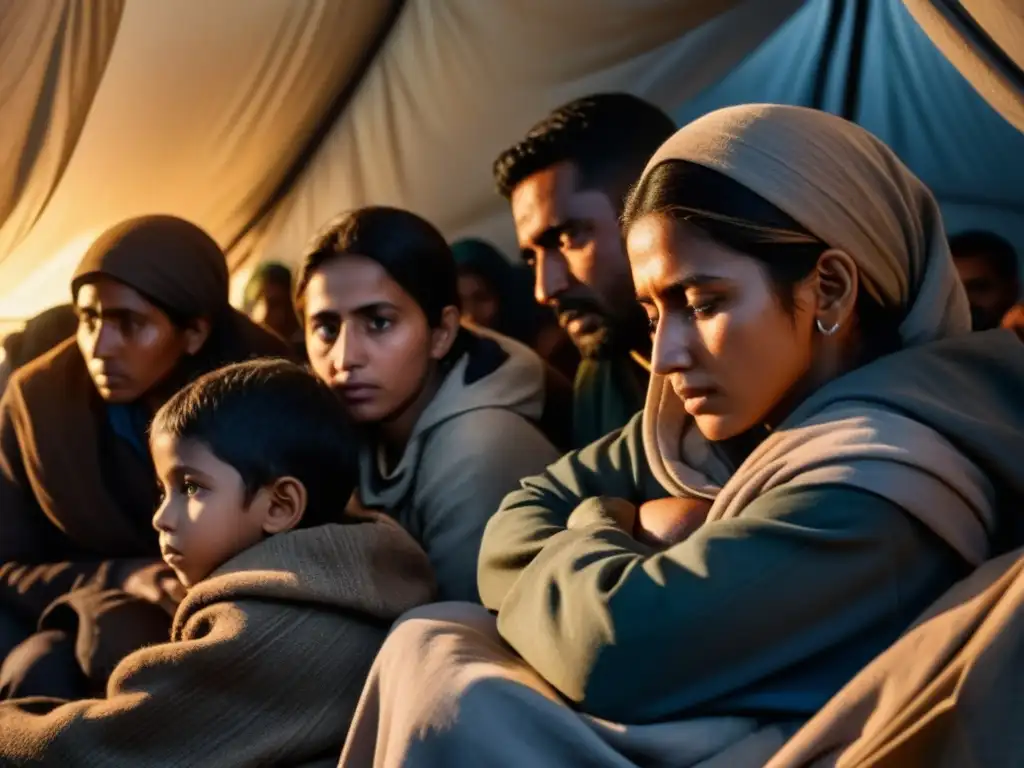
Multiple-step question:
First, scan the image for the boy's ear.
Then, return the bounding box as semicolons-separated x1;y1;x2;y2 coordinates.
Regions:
261;477;308;535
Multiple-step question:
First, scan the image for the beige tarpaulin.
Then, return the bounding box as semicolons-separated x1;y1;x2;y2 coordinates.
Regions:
0;0;399;320
903;0;1024;133
0;0;803;322
0;1;124;268
3;0;1024;325
237;0;805;281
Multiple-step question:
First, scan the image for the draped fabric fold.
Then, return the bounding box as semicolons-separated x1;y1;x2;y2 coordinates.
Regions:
0;0;125;262
902;0;1024;132
0;0;396;319
237;0;805;275
3;0;1023;323
766;545;1024;768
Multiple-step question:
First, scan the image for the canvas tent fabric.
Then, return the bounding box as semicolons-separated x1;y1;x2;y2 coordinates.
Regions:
0;1;124;273
238;0;806;283
257;0;1024;281
0;0;803;323
902;0;1024;133
0;0;1022;327
0;0;402;322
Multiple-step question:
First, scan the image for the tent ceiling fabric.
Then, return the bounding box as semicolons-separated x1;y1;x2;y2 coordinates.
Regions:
0;0;124;266
236;0;805;280
902;0;1024;132
0;0;804;318
2;0;1023;322
0;0;396;318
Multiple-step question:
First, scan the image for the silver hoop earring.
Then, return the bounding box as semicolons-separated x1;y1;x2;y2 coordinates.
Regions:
816;318;840;336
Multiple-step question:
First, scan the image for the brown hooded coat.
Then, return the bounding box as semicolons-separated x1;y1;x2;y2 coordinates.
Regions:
0;215;288;686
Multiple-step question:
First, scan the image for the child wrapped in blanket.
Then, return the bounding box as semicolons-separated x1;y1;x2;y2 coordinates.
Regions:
0;359;436;767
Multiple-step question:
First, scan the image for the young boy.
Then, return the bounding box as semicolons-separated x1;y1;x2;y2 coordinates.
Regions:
0;359;436;767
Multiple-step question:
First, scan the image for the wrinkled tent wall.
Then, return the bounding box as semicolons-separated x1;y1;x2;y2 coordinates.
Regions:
2;0;1023;326
903;0;1024;133
0;1;124;268
0;0;803;321
0;0;399;322
231;0;804;294
237;0;1024;292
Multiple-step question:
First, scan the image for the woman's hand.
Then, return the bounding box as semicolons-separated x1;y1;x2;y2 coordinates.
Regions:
635;496;712;548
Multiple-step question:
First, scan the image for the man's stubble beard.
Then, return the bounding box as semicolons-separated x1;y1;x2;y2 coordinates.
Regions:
573;305;650;361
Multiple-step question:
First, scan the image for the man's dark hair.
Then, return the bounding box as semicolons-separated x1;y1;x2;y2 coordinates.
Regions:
151;359;357;529
949;230;1020;282
492;93;676;208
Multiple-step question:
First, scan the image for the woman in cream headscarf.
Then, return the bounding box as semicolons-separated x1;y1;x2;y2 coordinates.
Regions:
338;106;1024;767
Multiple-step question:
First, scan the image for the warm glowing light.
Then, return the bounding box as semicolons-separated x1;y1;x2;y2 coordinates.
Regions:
0;232;102;320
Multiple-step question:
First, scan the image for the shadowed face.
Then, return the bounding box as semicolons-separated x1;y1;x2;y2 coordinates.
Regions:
303;255;454;425
457;271;500;329
151;433;266;588
249;280;299;339
628;214;818;441
511;162;638;358
76;277;195;404
952;253;1018;331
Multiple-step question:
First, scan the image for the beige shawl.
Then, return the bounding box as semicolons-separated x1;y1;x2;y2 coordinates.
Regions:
766;544;1024;768
637;104;1002;565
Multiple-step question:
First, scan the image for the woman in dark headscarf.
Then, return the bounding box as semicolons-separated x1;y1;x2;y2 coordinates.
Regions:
0;215;288;700
452;239;580;380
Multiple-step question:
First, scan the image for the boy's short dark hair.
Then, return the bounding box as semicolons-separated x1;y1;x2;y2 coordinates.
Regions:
949;230;1020;282
492;93;676;207
151;359;357;529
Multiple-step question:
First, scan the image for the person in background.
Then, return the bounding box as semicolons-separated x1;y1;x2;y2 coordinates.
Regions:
0;304;78;394
452;237;579;380
339;106;1024;767
0;215;288;701
297;206;567;602
949;230;1020;331
243;261;305;359
1000;301;1024;340
493;92;676;447
0;359;435;766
